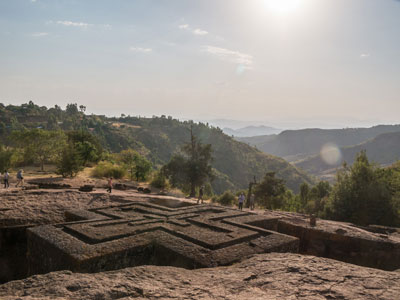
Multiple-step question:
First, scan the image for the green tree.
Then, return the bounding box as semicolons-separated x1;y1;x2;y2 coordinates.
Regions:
254;172;286;209
163;128;213;197
119;149;152;181
67;130;103;165
308;181;331;214
299;182;310;208
134;154;152;181
12;129;66;171
66;103;79;116
56;143;83;177
75;141;99;166
327;151;398;226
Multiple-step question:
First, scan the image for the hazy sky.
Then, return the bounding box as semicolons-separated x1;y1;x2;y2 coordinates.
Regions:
1;0;399;128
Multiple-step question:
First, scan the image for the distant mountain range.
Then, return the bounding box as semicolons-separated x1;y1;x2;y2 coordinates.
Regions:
238;125;400;180
238;125;400;158
296;131;400;178
223;125;281;137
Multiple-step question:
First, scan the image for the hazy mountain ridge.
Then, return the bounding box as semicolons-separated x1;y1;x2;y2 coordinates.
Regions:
238;125;400;159
223;125;281;137
296;131;400;176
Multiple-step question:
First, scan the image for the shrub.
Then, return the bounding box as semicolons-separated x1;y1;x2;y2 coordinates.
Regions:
216;191;236;206
211;195;219;203
150;171;170;190
91;161;126;179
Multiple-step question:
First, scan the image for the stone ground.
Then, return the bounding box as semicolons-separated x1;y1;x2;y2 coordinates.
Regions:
1;252;399;300
1;176;400;299
0;176;189;226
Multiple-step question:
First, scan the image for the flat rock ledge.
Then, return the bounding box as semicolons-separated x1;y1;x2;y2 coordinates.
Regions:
1;252;399;300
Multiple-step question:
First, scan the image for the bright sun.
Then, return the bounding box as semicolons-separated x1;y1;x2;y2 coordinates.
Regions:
264;0;302;15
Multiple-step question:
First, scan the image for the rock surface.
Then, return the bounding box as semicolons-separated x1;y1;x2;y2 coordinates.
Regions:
1;252;399;300
0;189;115;226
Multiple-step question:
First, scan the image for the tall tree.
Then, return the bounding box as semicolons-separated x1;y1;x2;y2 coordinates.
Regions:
299;182;310;208
163;127;213;197
254;172;286;209
56;143;83;177
67;130;103;165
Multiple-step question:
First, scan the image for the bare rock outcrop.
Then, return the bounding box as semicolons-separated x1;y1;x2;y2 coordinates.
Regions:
1;252;399;300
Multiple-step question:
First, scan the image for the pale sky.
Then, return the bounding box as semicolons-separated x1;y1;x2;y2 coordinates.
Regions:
1;0;400;128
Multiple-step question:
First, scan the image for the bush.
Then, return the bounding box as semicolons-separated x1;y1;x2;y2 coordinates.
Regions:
91;161;126;179
150;171;170;190
216;191;236;206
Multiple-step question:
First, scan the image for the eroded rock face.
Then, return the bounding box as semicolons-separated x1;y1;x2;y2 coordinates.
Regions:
1;253;399;300
263;211;400;271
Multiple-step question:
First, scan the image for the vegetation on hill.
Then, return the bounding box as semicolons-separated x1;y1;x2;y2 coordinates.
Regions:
0;102;313;194
324;151;400;226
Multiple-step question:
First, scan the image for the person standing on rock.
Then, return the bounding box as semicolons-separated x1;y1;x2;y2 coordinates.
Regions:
197;185;204;204
250;193;255;210
238;192;245;211
107;177;113;193
3;170;9;188
15;169;24;187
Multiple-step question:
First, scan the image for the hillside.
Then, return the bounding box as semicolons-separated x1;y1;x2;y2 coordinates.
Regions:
238;125;400;160
98;117;313;193
296;131;400;178
0;102;313;193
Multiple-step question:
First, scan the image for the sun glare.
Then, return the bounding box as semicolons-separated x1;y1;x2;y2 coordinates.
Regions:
264;0;302;15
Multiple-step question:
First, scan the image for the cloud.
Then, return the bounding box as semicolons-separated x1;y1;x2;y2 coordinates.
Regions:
31;32;48;37
193;29;208;36
178;24;189;29
56;21;91;27
130;47;152;53
202;46;253;67
179;24;208;36
360;53;370;58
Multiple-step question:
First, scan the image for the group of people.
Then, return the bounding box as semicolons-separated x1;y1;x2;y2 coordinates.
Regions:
1;169;24;188
238;192;255;211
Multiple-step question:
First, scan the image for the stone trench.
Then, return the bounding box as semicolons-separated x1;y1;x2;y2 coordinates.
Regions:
1;196;400;284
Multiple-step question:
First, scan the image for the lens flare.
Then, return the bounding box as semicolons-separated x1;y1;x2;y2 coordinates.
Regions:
320;143;342;166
